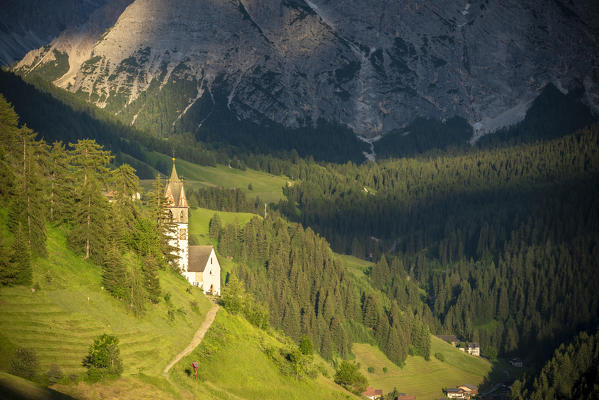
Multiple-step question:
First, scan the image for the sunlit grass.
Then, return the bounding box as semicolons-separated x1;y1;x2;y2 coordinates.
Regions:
0;224;212;379
169;310;358;400
352;337;491;400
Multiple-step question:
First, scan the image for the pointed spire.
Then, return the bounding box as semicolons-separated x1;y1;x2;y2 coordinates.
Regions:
170;156;180;182
179;184;189;207
164;156;188;209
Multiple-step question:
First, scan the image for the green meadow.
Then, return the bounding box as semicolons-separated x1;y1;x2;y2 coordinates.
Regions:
142;152;289;204
0;222;212;398
169;310;358;400
353;337;491;400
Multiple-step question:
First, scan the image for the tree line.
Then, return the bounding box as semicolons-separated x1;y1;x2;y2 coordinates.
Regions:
210;214;431;364
0;94;176;315
187;186;265;214
274;124;599;364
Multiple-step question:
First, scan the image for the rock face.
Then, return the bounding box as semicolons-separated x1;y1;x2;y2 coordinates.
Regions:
13;0;599;138
0;0;119;66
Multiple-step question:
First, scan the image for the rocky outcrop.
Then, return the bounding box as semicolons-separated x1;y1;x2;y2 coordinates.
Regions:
13;0;599;139
0;0;119;66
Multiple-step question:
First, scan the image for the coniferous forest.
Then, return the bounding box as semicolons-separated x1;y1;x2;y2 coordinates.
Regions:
2;62;599;398
278;125;599;364
3;0;599;397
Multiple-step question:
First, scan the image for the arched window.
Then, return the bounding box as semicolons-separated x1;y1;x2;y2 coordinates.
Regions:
167;210;173;222
180;210;184;221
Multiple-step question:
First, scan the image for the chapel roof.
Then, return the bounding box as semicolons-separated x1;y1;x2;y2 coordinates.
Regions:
188;245;214;272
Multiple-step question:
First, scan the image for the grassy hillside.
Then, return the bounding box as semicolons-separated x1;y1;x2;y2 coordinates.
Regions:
0;224;212;378
353;337;491;399
168;310;358;400
142;153;289;203
0;213;356;399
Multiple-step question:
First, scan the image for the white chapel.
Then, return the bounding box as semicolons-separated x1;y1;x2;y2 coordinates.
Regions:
165;159;221;296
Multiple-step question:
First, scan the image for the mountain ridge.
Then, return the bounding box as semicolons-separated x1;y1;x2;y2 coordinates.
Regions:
11;0;599;140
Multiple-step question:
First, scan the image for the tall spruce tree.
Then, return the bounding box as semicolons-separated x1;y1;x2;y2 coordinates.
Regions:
47;142;72;224
209;213;222;241
69;140;112;260
7;125;47;256
102;243;128;299
142;254;161;304
0;95;19;201
10;224;32;286
0;236;15;286
111;164;140;235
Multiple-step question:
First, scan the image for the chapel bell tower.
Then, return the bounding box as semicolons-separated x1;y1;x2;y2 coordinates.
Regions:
165;158;189;272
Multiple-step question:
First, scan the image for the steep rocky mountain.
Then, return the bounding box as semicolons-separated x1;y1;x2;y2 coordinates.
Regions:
13;0;599;141
0;0;125;65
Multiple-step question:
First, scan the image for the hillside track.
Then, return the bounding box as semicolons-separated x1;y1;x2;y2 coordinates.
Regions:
163;300;219;376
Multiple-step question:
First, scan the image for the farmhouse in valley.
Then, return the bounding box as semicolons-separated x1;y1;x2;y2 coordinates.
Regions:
165;158;221;295
466;342;480;356
445;384;478;399
362;387;383;400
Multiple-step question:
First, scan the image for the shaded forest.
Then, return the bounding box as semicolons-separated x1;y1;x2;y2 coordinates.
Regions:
278;125;599;363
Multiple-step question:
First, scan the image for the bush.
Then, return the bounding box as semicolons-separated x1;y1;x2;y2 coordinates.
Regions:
222;274;269;329
46;364;63;384
82;334;123;380
299;335;314;355
367;366;375;373
10;348;39;380
382;367;388;373
434;352;445;362
334;360;367;393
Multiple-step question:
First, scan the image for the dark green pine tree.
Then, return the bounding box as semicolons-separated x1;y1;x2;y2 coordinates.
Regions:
10;224;32;286
371;254;389;288
47;142;72;224
102;244;128;299
362;294;379;329
69;140;113;260
209;213;222;241
142;254;161;304
8;125;48;257
282;300;302;341
0;95;20;201
0;235;15;286
110;163;140;234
